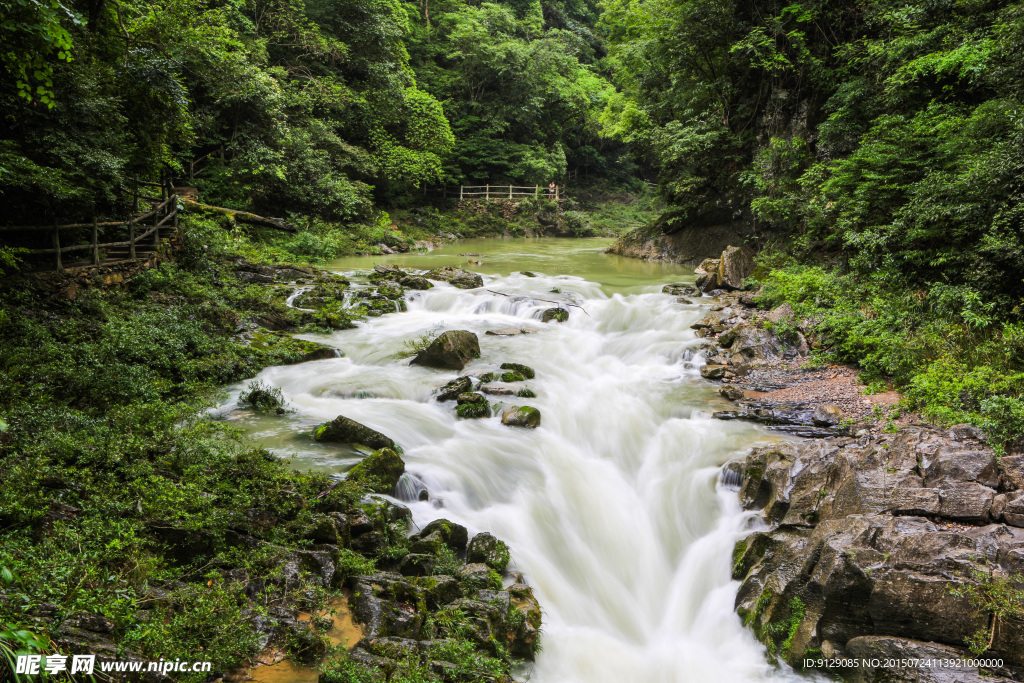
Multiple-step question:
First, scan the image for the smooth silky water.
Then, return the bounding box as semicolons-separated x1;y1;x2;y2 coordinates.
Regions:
217;237;812;682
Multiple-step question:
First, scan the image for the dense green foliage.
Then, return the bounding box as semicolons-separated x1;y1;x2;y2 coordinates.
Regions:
0;0;630;237
603;0;1024;440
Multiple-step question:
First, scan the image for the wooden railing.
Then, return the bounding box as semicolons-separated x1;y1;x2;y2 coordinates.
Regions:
0;178;179;272
459;185;561;200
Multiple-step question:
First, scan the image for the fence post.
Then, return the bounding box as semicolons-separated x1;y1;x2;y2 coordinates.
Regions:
92;215;100;265
509;185;512;199
129;216;136;260
52;220;63;272
153;198;160;251
459;185;463;201
535;184;539;197
133;176;139;214
485;184;489;200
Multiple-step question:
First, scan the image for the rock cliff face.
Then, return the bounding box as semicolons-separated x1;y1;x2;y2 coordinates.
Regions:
727;427;1024;682
605;222;750;267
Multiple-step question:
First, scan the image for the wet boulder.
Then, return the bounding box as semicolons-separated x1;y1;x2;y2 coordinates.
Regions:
435;376;472;402
719;385;745;400
508;581;543;659
540;307;569;323
313;415;396;450
501;405;541;429
455;393;491;419
467;533;511;572
425;266;484;289
346;448;406;494
398;275;432;290
663;283;699;297
411;330;481;371
500;362;535;379
369;264;407;282
459;563;499;591
500;371;525;382
410;519;469;555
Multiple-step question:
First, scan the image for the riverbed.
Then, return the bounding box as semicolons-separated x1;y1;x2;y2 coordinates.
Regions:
220;237;808;682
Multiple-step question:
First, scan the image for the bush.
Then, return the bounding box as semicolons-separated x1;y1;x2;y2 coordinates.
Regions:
238;380;289;414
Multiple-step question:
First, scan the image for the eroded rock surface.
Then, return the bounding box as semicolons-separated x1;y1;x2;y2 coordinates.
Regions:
727;426;1024;681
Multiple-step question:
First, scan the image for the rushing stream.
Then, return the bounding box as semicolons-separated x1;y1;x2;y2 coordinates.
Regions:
220;237;810;682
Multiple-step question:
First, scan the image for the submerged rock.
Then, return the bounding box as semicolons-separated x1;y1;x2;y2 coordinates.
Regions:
313;415;396;450
501;405;541;429
411;330;481;371
346;448;406;494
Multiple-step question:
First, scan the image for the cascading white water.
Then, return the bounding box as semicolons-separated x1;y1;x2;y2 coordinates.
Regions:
224;249;812;683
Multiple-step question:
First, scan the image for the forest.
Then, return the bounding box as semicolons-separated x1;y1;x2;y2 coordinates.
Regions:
2;0;1024;680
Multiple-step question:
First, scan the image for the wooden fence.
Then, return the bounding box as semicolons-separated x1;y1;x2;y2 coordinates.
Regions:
459;185;562;200
0;178;179;272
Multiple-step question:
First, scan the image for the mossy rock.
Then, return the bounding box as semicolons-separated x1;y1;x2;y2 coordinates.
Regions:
456;392;487;405
410;519;469;554
500;371;525;383
346;448;406;494
410;330;480;371
467;533;510;572
500;405;541;429
499;362;535;379
313;415;396;450
514;388;536;398
456;402;491;419
398;275;433;290
476;372;496;384
374;283;405;300
436;376;472;402
247;330;340;364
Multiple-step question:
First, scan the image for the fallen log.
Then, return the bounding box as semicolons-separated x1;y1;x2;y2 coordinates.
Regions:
181;199;296;233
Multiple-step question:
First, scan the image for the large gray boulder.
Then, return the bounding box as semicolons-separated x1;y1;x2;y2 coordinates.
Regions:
715;245;754;290
411;330;480;370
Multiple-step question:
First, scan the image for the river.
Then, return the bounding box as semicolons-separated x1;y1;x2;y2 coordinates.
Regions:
220;237;809;682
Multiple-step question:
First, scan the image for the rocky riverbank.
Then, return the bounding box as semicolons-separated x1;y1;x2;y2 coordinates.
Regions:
676;252;1024;681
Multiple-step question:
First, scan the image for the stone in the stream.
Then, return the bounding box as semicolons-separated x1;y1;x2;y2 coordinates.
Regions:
481;384;515;396
369;264;407;281
436;376;472;402
719;385;745;400
812;403;845;427
456;392;487;405
500;371;525;382
411;330;480;371
500;362;535;379
313;415;396;450
515;388;537;398
501;405;541;429
467;532;510;572
346;448;406;493
520;271;537;277
541;307;569;323
425;266;483;289
715;245;754;290
399;275;432;290
456;401;491;419
662;283;699;297
700;364;729;380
